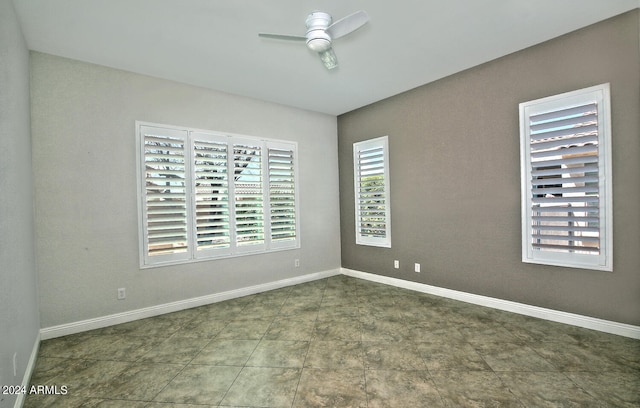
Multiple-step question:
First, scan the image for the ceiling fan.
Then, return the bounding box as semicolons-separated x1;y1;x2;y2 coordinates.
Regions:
258;10;370;70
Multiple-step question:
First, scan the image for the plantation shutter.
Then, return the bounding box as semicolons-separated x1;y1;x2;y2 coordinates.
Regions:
192;134;231;255
140;126;190;263
353;136;391;248
268;143;298;248
233;141;265;250
138;122;300;266
520;84;612;271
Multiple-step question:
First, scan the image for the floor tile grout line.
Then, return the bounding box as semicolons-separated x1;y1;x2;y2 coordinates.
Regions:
137;303;231;403
355;282;371;408
288;278;327;408
26;276;640;407
214;288;293;407
146;335;219;404
138;299;250;405
212;282;313;408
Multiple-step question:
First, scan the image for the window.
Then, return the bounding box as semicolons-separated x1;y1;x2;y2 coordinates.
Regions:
353;136;391;247
137;122;299;267
519;84;612;271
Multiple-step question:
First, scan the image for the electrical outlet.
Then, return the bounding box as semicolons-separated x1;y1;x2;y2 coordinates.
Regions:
294;259;300;267
394;260;399;269
117;288;126;300
414;263;421;273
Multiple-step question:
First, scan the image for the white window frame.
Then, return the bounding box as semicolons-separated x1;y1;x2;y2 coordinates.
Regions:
353;136;391;248
519;84;612;271
136;121;300;268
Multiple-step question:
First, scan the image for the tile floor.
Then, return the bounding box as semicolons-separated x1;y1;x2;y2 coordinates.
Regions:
26;275;640;407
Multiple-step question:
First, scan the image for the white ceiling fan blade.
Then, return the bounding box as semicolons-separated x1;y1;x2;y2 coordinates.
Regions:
325;10;369;40
258;33;306;42
319;48;338;70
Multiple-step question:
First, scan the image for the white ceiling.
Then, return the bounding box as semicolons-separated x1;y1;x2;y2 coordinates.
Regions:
13;0;639;115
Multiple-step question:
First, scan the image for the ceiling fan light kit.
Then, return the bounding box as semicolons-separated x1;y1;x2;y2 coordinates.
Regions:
305;11;333;52
319;48;338;70
259;10;369;70
306;36;331;53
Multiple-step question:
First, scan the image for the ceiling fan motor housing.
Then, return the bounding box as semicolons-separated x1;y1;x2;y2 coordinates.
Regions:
305;11;332;52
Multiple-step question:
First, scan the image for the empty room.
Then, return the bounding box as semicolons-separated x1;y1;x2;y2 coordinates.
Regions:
1;0;639;407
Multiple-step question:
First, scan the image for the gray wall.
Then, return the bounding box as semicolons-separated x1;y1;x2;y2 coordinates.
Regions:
0;0;40;406
338;10;640;325
30;52;341;329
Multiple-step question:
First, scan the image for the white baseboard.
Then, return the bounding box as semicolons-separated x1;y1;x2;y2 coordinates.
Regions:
40;269;340;340
40;267;639;341
341;268;640;340
13;333;40;408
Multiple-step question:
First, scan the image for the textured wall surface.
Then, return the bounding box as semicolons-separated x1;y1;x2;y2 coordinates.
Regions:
30;52;341;329
0;0;40;406
338;10;640;325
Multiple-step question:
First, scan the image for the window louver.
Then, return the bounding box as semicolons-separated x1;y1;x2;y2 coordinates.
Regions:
233;143;264;247
353;136;391;248
137;122;299;267
529;102;600;254
520;84;612;271
268;146;297;244
193;138;230;251
141;128;189;259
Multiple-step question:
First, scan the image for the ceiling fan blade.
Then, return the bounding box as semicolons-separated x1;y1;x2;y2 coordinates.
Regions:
258;33;306;42
318;48;338;70
325;10;369;40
